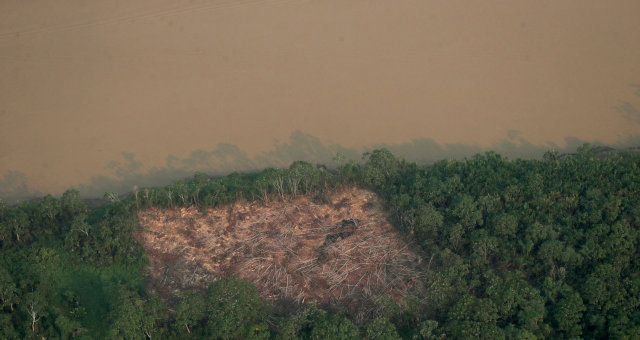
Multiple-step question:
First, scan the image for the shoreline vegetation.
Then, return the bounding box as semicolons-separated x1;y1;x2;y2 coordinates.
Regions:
1;144;639;338
8;144;640;209
4;131;640;206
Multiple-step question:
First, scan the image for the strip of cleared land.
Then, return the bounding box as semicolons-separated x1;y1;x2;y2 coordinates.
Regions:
136;188;425;320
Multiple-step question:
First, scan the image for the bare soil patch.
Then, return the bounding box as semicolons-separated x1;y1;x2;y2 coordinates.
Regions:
136;187;426;320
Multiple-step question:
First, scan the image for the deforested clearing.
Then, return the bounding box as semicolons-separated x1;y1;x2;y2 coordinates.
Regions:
136;187;426;320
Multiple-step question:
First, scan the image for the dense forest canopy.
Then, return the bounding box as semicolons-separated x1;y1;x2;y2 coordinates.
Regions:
0;144;639;339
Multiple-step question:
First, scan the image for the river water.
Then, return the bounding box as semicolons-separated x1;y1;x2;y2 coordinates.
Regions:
1;0;640;202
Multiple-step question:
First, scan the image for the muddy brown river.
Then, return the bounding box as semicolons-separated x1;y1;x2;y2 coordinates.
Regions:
1;0;639;201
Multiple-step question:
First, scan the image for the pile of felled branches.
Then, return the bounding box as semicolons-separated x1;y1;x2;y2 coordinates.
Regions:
137;188;427;323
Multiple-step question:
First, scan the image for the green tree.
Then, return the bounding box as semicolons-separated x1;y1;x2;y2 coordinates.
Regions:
23;290;45;334
363;149;401;190
0;313;19;339
365;317;401;340
553;291;586;337
205;277;269;340
60;189;87;219
445;294;505;339
451;194;483;231
3;209;29;245
175;290;206;335
0;266;17;312
307;310;359;340
108;286;167;340
417;320;445;340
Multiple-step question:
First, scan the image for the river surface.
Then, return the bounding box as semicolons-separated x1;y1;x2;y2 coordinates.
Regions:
1;0;640;201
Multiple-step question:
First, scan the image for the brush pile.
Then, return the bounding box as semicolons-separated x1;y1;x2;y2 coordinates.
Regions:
136;188;426;321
